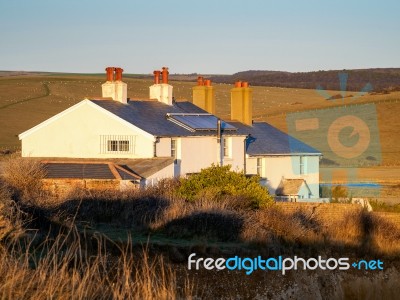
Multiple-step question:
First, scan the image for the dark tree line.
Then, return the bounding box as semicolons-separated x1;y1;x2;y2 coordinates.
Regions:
209;68;400;92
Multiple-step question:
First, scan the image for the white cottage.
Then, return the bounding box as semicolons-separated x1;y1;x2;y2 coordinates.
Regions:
19;67;321;199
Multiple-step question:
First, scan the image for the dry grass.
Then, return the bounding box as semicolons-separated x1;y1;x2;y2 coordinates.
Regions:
0;231;193;300
1;159;400;298
44;183;400;257
0;173;195;299
0;154;398;258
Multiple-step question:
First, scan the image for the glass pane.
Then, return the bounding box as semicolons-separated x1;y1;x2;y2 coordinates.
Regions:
108;140;118;151
119;141;129;151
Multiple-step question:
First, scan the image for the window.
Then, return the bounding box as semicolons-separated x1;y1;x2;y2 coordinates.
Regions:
300;156;306;174
223;138;230;157
119;140;129;151
100;135;135;154
257;158;262;176
108;140;129;152
171;139;177;159
108;140;118;152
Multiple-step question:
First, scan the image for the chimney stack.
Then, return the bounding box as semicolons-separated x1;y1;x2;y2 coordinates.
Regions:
149;67;173;105
102;66;128;104
230;81;252;126
192;76;215;114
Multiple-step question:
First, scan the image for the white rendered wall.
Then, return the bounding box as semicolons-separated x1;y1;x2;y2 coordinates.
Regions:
222;136;245;172
177;136;245;176
246;155;320;198
156;138;171;157
20;101;154;158
142;163;174;187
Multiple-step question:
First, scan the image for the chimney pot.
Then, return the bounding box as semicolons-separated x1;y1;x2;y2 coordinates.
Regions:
161;67;169;84
204;79;211;87
234;81;242;88
153;70;161;84
115;67;124;81
241;81;249;88
197;76;204;86
105;67;115;81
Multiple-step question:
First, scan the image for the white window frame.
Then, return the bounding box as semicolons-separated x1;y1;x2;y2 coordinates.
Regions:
299;156;307;174
171;138;177;161
100;135;135;154
223;137;231;158
256;158;263;176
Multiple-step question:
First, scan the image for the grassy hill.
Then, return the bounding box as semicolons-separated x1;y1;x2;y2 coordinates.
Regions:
0;73;400;167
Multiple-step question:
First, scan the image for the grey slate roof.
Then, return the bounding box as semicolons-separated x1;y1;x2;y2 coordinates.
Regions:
90;100;244;137
229;122;321;156
40;158;173;179
275;178;309;196
121;157;174;178
90;99;319;156
43;163;139;180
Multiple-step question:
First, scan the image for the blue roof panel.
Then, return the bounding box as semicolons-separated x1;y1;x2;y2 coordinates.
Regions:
167;114;236;131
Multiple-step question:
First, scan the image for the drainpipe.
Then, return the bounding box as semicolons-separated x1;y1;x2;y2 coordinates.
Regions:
153;137;159;157
217;119;222;166
243;134;250;174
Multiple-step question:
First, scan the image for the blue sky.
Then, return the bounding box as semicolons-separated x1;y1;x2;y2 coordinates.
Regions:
0;0;399;74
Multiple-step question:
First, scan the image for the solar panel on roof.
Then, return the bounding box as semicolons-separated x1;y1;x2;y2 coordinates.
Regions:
166;113;237;132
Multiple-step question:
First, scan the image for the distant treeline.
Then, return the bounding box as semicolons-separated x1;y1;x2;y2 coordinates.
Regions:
209;68;400;92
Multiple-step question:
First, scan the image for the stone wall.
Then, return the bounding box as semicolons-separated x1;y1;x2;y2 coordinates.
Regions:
275;202;400;229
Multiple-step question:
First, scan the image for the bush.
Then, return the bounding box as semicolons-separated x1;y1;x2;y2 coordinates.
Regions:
1;157;46;203
177;165;273;208
331;185;348;202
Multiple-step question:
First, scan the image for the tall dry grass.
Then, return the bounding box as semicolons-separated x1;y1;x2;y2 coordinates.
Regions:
41;179;400;257
0;228;194;300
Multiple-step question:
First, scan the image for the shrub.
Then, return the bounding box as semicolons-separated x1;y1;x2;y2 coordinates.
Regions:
177;165;273;208
331;185;348;202
1;157;46;203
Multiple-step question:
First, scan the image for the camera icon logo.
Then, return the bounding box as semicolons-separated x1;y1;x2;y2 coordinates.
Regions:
286;73;382;198
287;104;381;167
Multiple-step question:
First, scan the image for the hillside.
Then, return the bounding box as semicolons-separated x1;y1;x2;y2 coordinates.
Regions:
210;68;400;92
0;73;400;167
